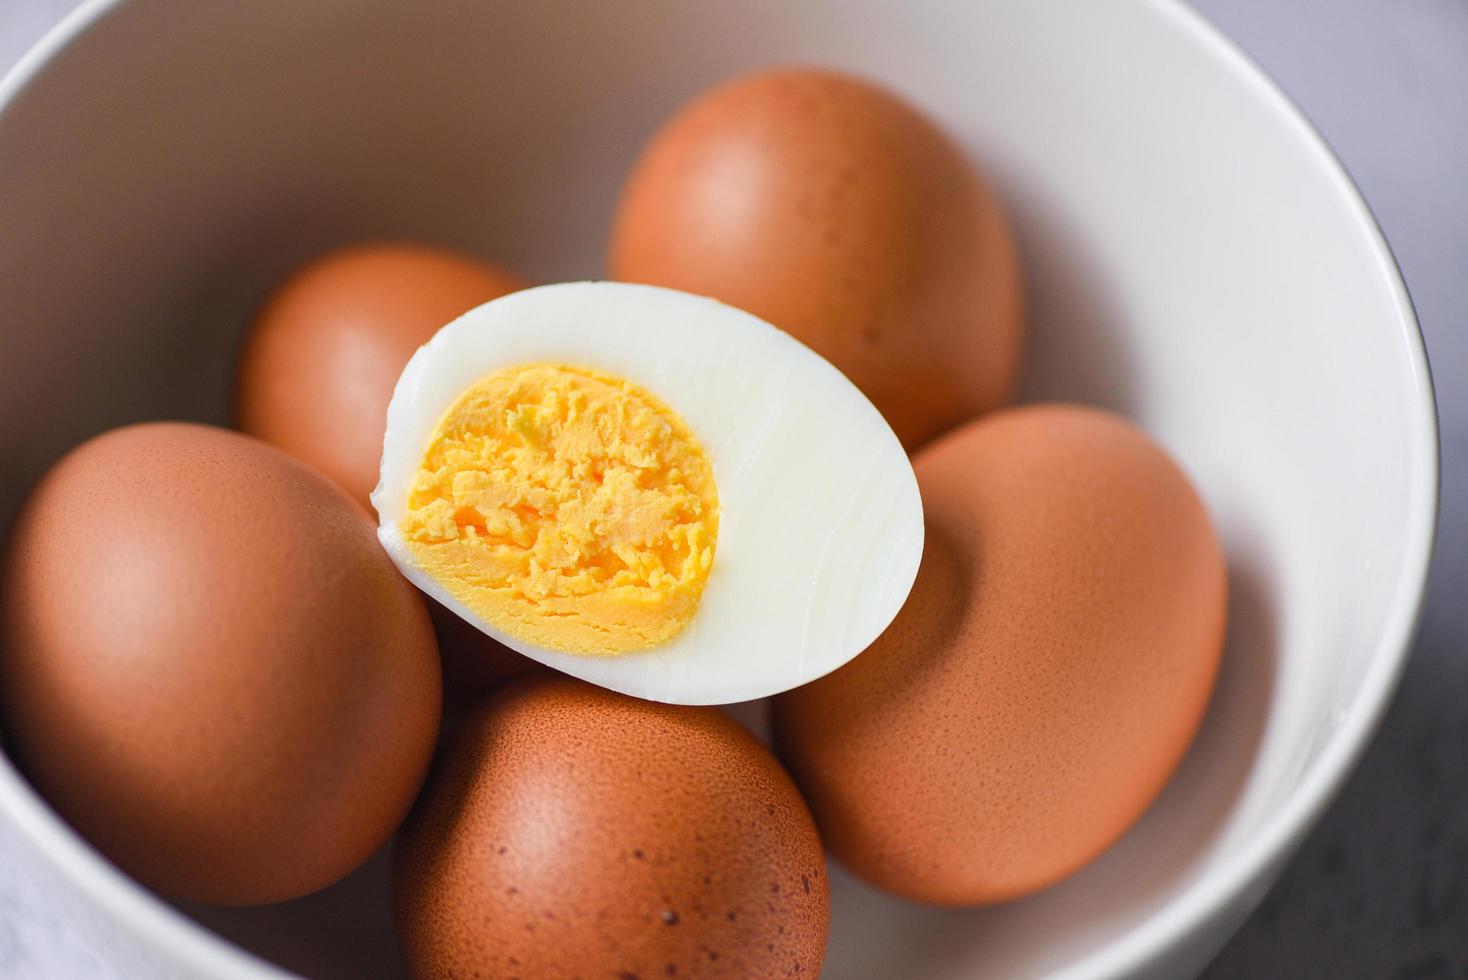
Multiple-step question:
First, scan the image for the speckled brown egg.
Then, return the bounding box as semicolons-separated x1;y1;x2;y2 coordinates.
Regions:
773;404;1227;905
235;242;523;507
0;423;441;905
395;675;829;978
610;68;1024;449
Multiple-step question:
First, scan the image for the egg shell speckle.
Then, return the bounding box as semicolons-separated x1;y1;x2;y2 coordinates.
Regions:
610;67;1024;449
0;423;442;905
395;675;829;978
773;404;1228;905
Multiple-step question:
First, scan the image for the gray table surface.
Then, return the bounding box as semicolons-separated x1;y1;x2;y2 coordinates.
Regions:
1;1;1464;977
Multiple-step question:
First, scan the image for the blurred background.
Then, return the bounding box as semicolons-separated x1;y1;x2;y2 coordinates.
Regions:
0;1;1463;976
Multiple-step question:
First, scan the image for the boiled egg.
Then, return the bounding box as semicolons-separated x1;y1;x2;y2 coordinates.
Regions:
372;281;922;705
611;68;1024;450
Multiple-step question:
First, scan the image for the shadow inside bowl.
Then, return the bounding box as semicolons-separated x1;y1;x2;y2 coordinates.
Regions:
174;845;408;980
1011;178;1142;418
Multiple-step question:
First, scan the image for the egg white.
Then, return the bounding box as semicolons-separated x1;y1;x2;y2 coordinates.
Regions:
373;281;922;705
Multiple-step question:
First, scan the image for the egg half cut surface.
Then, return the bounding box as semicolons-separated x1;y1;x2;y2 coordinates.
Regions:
373;282;922;704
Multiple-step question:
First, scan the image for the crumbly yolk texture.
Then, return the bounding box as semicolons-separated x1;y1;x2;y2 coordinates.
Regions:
401;363;718;655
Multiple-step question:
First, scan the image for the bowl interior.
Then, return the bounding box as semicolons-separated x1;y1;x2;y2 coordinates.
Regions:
0;1;1433;977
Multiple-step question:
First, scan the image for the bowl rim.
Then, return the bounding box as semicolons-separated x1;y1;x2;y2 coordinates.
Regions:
0;0;1440;978
0;13;292;980
1059;2;1439;975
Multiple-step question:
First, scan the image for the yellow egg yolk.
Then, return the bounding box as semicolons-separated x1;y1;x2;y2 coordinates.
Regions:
401;363;718;655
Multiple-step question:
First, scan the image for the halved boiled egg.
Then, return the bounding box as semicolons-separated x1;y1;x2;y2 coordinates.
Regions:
373;282;922;704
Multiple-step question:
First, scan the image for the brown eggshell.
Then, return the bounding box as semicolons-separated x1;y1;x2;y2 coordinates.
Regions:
773;405;1227;905
395;676;829;978
235;242;523;507
0;423;442;905
610;67;1024;449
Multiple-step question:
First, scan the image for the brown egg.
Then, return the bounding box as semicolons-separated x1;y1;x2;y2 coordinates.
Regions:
610;68;1023;449
235;242;524;507
773;405;1227;905
0;423;441;905
395;676;829;978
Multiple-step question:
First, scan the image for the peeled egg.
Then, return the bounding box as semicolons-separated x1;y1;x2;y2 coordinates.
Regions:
372;281;923;705
773;405;1227;904
394;675;830;978
610;68;1024;449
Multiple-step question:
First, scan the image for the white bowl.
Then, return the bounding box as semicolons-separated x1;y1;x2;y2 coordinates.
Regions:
0;1;1437;977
